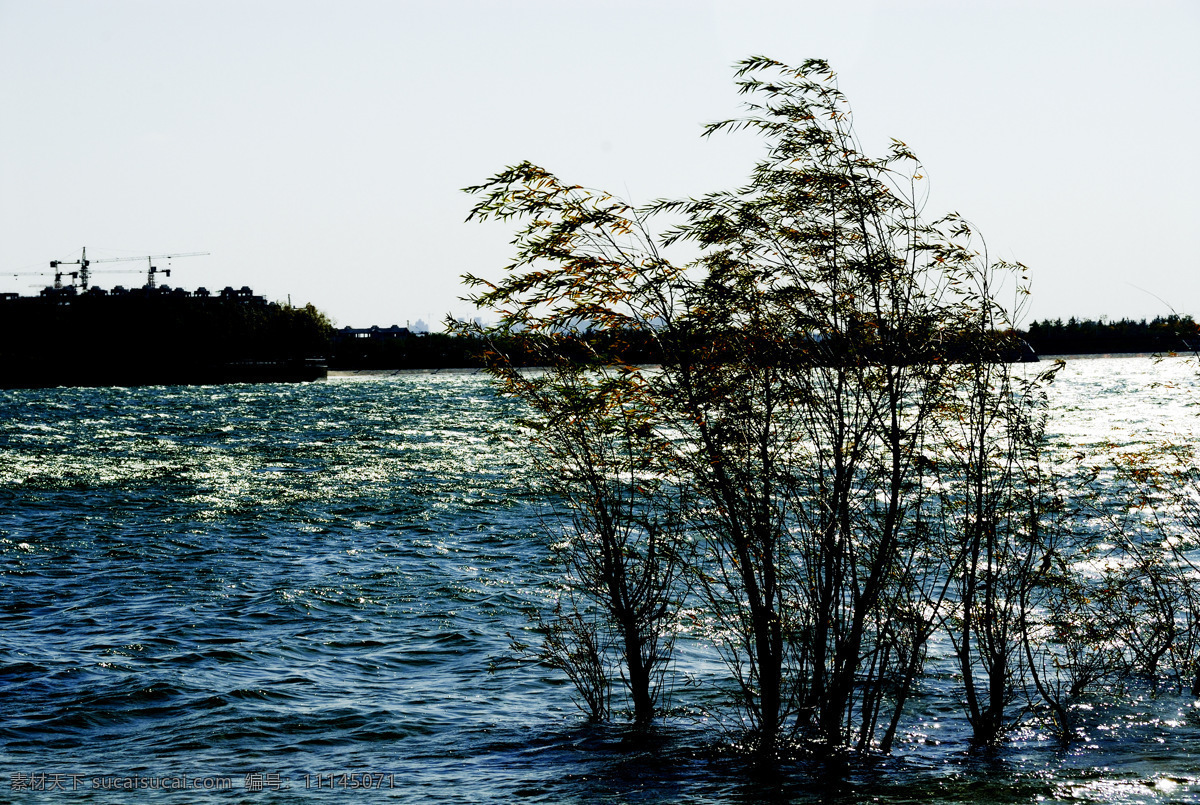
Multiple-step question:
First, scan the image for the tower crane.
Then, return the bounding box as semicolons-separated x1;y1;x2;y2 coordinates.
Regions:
50;248;209;290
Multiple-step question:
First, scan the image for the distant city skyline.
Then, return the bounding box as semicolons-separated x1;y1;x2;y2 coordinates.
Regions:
2;1;1197;329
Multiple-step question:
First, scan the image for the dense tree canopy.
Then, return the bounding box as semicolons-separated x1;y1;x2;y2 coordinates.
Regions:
0;291;331;387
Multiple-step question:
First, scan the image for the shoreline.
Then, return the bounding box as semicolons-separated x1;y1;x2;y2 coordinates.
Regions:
327;367;487;378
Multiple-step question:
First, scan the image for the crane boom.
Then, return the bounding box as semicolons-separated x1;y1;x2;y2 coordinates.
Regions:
90;251;210;264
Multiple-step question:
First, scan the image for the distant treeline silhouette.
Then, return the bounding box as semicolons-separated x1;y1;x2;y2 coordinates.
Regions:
329;328;661;370
330;324;1042;370
332;316;1200;371
1023;315;1199;356
330;331;489;370
8;292;1194;382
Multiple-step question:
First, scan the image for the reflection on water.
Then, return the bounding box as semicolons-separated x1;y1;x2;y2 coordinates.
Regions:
1;358;1199;803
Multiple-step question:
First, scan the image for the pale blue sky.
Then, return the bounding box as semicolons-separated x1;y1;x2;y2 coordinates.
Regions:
2;1;1196;329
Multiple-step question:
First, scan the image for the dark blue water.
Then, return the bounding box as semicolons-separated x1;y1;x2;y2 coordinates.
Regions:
3;369;1200;803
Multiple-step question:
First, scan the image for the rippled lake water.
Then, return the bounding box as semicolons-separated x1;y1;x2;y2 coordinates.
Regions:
2;358;1199;803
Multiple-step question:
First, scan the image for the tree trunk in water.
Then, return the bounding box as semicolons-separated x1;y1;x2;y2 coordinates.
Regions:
622;623;655;725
